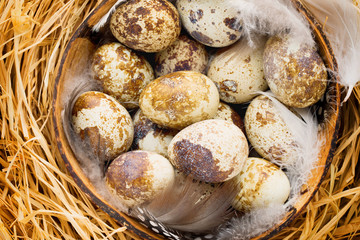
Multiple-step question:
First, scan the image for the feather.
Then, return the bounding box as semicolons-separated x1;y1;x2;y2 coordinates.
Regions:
215;92;323;239
216;203;287;240
301;0;360;101
131;172;240;238
92;0;126;32
225;0;315;48
258;92;323;198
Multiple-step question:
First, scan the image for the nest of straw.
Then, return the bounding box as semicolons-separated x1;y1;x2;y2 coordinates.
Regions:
0;0;359;239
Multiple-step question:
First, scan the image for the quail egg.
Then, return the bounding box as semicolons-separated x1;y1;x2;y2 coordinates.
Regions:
139;71;220;129
71;91;134;161
168;119;249;183
105;150;175;207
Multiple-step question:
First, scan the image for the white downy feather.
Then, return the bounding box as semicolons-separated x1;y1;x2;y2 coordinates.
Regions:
131;174;240;237
302;0;360;101
216;92;323;240
225;0;315;47
259;93;323;199
217;204;286;240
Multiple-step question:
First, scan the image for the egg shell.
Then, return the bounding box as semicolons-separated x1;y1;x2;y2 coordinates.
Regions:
232;157;291;212
263;34;328;108
155;35;209;77
213;102;244;133
110;0;181;52
132;109;178;158
92;42;154;109
207;39;268;104
168;119;249;183
71;91;134;161
176;0;242;47
139;71;220;129
244;95;298;164
105;150;175;207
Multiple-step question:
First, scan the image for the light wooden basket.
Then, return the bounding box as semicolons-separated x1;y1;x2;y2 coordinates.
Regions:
53;0;341;239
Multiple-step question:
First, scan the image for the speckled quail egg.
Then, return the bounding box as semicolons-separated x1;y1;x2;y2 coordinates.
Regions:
232;157;291;212
244;95;298;164
213;102;244;132
92;42;154;109
71;91;134;161
168;119;249;183
176;0;243;47
139;71;220;129
132;109;178;158
263;34;327;108
155;35;209;77
207;39;268;104
110;0;181;52
105;150;175;207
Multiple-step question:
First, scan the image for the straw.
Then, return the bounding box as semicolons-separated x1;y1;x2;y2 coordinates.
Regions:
1;0;359;239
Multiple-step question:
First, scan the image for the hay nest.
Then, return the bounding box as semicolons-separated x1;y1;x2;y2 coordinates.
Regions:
0;0;359;239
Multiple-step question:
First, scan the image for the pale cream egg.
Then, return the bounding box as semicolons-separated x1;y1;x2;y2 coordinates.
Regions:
71;91;134;161
139;71;220;129
213;102;244;132
244;95;298;164
92;42;154;109
263;34;327;108
110;0;181;52
105;150;175;207
155;35;209;77
207;39;268;104
168;119;249;183
232;157;291;212
132;109;178;158
176;0;243;47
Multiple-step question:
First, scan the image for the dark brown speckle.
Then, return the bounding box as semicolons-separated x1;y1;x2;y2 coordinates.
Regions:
173;140;233;182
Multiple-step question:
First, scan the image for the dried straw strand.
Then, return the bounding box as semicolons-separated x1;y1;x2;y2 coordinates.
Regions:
1;1;132;239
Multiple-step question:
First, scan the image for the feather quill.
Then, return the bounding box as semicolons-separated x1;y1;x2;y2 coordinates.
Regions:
302;0;360;101
131;173;239;238
92;0;126;32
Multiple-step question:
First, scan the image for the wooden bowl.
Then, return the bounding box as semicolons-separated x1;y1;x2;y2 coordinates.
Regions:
53;0;341;239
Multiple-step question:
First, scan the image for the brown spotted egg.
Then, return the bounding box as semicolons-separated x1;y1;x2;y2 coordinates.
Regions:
232;157;290;212
132;109;178;158
155;35;209;77
168;119;249;183
105;150;175;207
92;42;154;109
71;91;134;161
139;71;220;129
207;39;268;104
213;102;244;133
244;95;298;164
110;0;181;52
263;34;327;108
176;0;243;47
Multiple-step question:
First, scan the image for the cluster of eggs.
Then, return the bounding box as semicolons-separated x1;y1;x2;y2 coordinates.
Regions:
71;0;327;213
